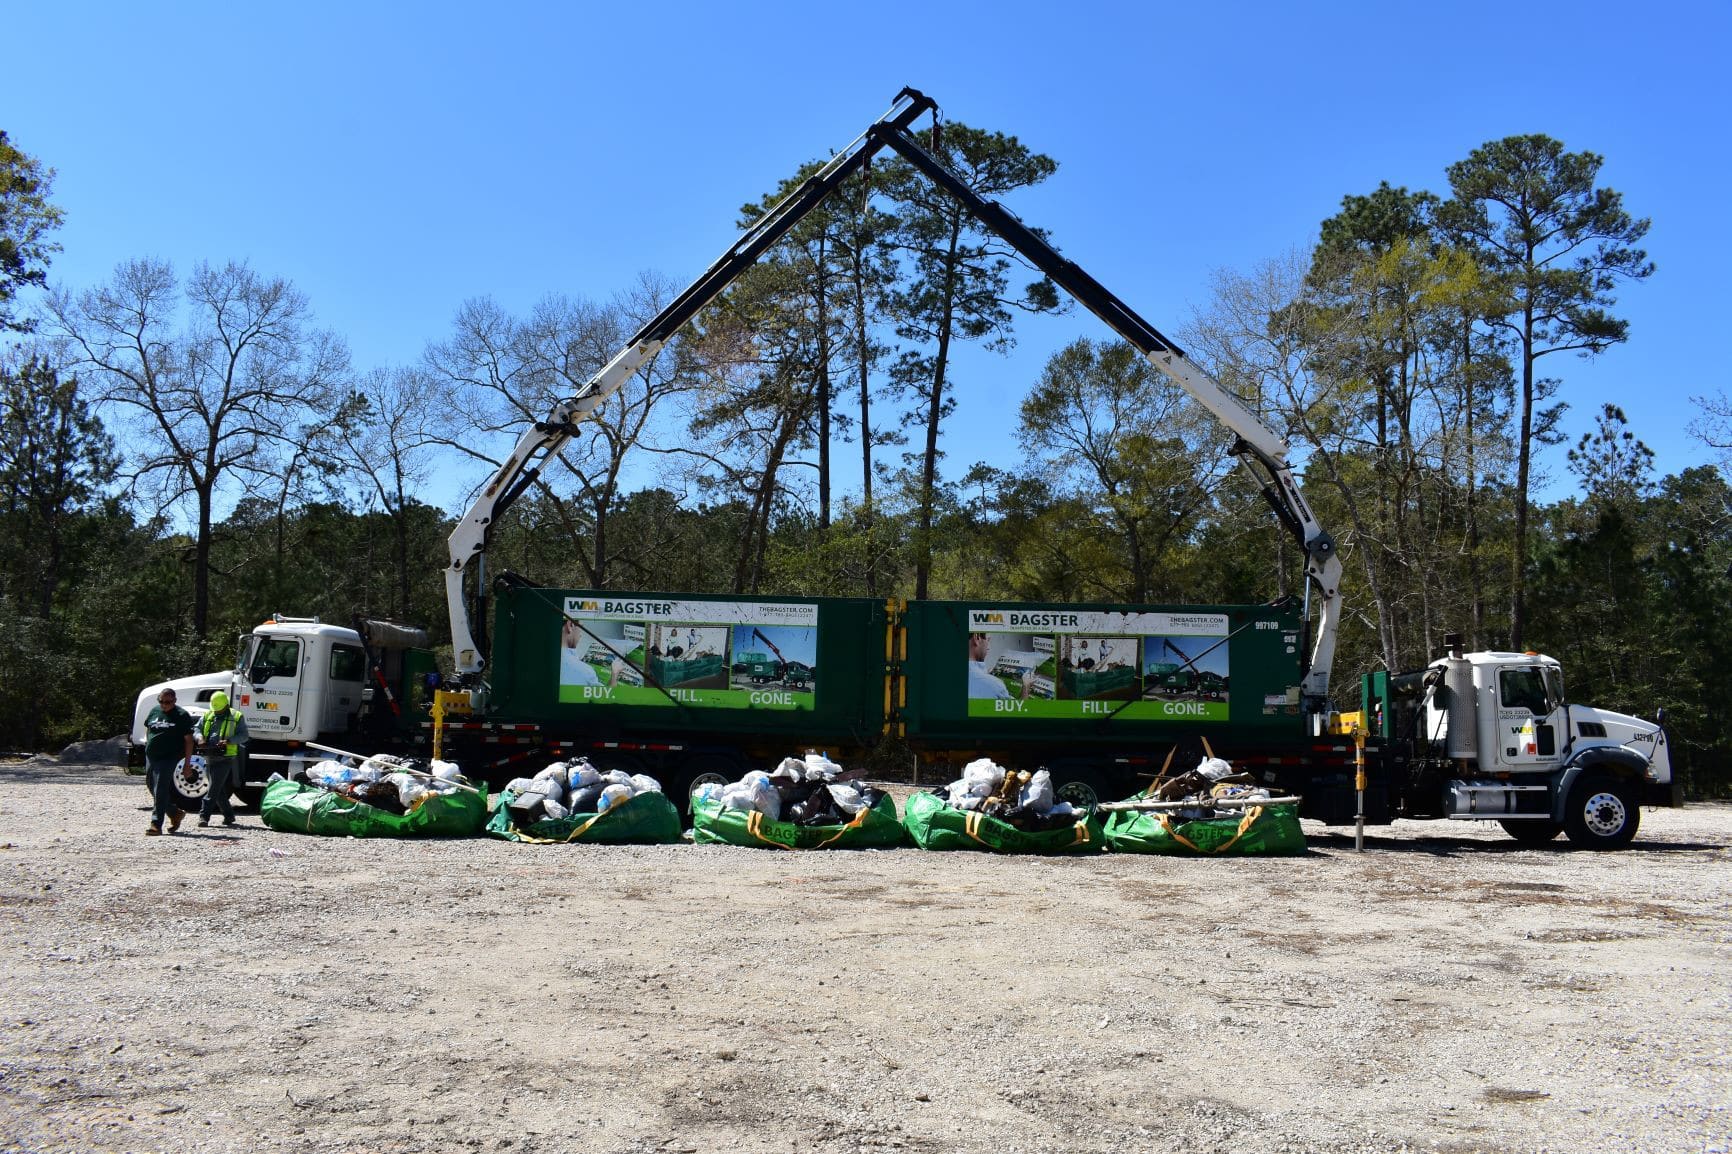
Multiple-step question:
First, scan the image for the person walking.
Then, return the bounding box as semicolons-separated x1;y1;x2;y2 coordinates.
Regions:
143;688;196;835
195;691;249;827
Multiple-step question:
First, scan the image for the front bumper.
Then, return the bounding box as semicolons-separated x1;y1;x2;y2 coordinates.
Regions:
1642;777;1683;808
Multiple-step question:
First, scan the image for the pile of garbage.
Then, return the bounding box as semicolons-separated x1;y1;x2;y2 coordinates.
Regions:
695;753;886;826
503;758;663;825
934;758;1082;832
1099;756;1306;856
300;754;469;814
1144;756;1283;819
263;752;488;838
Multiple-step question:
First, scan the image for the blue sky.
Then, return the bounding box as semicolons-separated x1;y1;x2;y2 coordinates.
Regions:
10;0;1727;510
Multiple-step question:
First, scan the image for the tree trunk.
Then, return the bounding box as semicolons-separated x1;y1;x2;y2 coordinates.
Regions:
914;219;963;603
851;244;876;596
1512;290;1535;650
734;417;798;594
393;467;411;620
1463;312;1483;649
814;237;832;531
194;482;214;643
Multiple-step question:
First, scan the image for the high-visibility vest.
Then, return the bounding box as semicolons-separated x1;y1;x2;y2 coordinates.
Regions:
200;710;240;757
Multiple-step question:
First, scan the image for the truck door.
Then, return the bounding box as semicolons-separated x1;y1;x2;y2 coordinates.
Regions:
322;643;366;734
245;636;304;736
1495;665;1563;770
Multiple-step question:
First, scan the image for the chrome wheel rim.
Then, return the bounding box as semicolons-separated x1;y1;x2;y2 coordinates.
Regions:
1582;790;1628;838
1055;780;1100;812
173;756;211;801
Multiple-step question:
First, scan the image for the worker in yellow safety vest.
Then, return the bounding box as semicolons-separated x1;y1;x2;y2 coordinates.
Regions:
195;691;250;828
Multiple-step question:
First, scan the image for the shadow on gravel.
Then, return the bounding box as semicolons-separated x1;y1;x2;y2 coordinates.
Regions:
1307;830;1726;856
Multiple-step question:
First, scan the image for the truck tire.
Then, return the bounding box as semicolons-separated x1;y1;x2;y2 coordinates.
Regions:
673;754;739;817
1563;773;1640;849
1049;767;1107;813
1499;819;1562;845
168;755;212;812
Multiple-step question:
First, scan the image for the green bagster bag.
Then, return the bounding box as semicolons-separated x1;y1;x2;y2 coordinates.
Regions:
486;788;683;845
690;792;906;850
260;778;489;838
901;790;1104;854
1103;800;1306;855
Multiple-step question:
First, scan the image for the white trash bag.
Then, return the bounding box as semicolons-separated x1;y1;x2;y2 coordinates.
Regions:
1018;768;1056;814
802;752;844;781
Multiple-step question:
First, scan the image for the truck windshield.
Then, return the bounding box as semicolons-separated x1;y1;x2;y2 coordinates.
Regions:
249;638;301;683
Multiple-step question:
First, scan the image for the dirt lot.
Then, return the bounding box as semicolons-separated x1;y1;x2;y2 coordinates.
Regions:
1;761;1728;1154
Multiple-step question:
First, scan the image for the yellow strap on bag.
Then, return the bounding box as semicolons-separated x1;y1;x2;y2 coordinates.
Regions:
746;810;795;850
964;810;1091;850
498;799;618;844
742;802;874;850
964;810;987;847
808;805;871;850
1156;805;1266;854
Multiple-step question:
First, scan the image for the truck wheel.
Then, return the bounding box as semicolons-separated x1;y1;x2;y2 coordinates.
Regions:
1499;819;1562;845
674;755;738;817
1051;770;1104;813
170;755;212;811
1563;774;1640;850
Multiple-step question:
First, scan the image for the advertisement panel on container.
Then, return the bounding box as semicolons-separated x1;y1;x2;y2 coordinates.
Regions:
558;597;819;710
964;608;1232;721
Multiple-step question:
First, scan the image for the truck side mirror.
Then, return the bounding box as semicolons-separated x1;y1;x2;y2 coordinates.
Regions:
1655;706;1666;726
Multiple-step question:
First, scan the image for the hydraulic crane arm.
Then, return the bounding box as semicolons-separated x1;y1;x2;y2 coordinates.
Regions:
751;628;787;663
444;89;939;676
446;88;1341;715
866;120;1341;711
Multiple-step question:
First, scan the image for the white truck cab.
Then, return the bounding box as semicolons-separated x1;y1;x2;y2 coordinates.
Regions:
1420;643;1671;847
234;617;369;743
128;615;432;812
128;671;231;747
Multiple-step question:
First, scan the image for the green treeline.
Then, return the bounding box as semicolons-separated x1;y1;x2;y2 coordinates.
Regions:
2;124;1728;794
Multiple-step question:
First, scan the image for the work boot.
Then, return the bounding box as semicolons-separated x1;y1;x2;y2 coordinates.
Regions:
168;811;183;833
197;818;210;828
222;817;238;828
145;825;161;836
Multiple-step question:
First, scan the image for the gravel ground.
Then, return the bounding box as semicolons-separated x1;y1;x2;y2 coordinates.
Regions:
2;760;1729;1154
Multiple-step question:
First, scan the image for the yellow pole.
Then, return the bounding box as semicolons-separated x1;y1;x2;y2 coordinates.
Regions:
1354;726;1367;852
431;693;446;762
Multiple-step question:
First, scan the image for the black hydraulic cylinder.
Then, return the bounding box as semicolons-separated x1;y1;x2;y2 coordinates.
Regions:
621;89;937;351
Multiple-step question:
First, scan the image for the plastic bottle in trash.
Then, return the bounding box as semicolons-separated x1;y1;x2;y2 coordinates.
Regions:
596;783;633;813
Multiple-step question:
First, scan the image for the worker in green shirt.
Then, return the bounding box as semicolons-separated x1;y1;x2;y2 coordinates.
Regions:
142;687;196;835
196;691;249;827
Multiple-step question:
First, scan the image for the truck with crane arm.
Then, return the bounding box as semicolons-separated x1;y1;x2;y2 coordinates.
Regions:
133;89;1676;847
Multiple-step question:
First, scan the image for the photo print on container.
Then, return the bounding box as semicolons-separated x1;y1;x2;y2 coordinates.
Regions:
1057;635;1141;701
559;596;819;710
730;624;819;693
645;623;730;691
1141;633;1230;703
